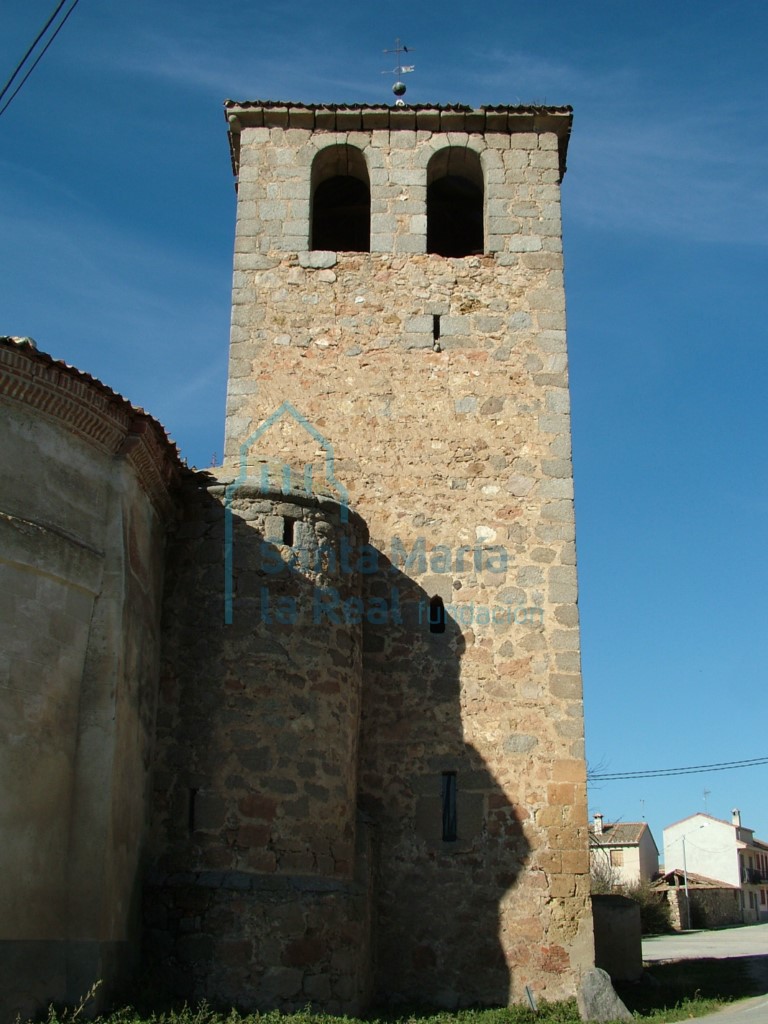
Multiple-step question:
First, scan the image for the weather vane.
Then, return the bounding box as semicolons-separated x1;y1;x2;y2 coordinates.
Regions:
382;38;414;105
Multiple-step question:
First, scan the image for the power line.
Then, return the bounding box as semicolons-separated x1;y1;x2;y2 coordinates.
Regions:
0;0;82;119
0;0;69;104
590;755;768;781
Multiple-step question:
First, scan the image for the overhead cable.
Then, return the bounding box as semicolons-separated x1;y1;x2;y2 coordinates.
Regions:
0;0;82;119
590;755;768;781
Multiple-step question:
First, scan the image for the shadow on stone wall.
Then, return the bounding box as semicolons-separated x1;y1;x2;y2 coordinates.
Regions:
145;479;530;1011
360;553;530;1008
147;481;371;1010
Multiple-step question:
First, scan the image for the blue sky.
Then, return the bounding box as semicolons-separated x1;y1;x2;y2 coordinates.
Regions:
2;0;767;858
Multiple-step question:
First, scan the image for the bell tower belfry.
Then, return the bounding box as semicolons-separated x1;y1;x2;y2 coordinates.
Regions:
217;101;593;1007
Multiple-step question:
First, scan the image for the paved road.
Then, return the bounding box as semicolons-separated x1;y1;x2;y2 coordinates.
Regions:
690;994;768;1022
641;923;768;1021
643;922;768;961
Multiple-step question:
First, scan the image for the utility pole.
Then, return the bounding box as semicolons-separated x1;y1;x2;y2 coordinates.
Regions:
682;834;691;930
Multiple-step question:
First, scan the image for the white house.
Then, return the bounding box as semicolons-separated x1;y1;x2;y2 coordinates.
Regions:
663;810;768;923
589;814;659;888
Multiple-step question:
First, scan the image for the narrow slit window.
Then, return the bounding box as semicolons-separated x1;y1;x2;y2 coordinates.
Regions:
283;517;296;546
432;314;441;341
442;771;457;842
429;594;446;634
188;788;198;835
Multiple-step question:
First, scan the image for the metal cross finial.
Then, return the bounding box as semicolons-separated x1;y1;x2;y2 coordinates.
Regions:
382;38;415;105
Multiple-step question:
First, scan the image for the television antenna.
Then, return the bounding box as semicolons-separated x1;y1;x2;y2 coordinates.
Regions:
382;38;414;106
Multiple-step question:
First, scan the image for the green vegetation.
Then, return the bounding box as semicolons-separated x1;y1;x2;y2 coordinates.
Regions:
621;882;673;936
32;958;768;1024
28;993;734;1024
31;1009;572;1024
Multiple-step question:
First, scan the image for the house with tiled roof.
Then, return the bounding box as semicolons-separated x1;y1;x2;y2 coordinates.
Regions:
589;814;660;888
663;810;768;923
651;868;741;929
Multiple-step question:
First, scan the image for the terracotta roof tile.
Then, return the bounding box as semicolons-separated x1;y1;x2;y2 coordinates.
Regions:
1;335;182;459
652;869;739;890
590;821;649;846
0;336;187;520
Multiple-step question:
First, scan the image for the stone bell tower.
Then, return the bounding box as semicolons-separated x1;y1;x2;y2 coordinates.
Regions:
220;100;593;1005
149;101;593;1012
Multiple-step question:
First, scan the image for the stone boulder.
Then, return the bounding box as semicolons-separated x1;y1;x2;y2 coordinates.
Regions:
577;967;632;1021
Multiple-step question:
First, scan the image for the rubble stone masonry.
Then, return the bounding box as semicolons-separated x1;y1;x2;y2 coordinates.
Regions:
147;104;593;1011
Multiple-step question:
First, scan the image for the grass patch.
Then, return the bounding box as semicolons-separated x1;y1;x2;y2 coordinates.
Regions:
365;1006;584;1024
28;995;741;1024
626;999;725;1022
33;961;768;1024
34;1007;584;1024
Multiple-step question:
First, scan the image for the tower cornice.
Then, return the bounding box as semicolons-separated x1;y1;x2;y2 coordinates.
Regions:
224;100;573;182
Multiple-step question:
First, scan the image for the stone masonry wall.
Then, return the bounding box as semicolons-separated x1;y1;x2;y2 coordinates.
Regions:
227;119;564;257
664;886;742;930
217;109;593;1007
147;478;372;1010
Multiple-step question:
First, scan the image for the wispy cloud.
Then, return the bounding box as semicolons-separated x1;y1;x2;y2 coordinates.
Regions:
0;164;230;458
461;46;639;106
458;47;768;246
1;196;216;334
569;107;768;245
79;6;382;103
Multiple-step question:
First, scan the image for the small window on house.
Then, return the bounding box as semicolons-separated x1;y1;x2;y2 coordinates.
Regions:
609;849;624;867
427;147;484;257
441;771;457;842
428;595;446;634
311;145;370;252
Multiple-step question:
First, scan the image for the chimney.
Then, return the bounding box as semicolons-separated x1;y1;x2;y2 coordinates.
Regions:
593;813;604;835
732;808;741;827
